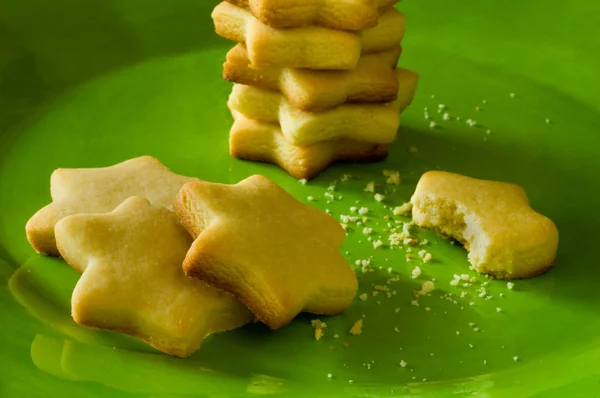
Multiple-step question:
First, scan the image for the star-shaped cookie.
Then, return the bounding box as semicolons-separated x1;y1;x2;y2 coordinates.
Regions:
55;197;253;357
174;175;358;329
226;0;399;30
229;111;388;180
26;156;197;256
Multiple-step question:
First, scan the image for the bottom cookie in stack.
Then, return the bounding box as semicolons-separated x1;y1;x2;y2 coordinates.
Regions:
229;111;389;180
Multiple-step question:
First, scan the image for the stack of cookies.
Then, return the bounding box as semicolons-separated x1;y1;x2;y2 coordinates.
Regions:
212;0;419;180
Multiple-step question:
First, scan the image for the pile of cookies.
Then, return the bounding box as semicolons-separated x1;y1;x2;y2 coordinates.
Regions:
213;0;419;180
25;157;358;357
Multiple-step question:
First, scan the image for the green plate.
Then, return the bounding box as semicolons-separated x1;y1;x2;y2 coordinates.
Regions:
1;0;599;396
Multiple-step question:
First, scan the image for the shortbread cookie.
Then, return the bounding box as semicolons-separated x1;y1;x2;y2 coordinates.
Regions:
212;2;406;70
55;197;253;357
411;171;559;279
26;156;196;256
229;111;388;179
173;176;358;329
226;0;399;30
224;44;402;111
228;68;418;146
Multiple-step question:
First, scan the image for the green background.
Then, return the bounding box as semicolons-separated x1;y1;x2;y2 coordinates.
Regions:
1;0;599;396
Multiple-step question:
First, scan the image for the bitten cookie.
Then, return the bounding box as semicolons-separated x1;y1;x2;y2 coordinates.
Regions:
212;2;406;70
411;171;559;279
26;156;197;256
226;0;399;30
173;175;358;329
55;197;253;357
229;111;388;179
227;68;419;145
224;44;402;112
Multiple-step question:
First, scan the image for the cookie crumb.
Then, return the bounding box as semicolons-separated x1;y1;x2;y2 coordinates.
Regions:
402;222;412;236
400;360;407;367
359;293;368;301
393;202;412;216
374;193;385;202
349;320;363;336
507;282;515;289
418;249;432;262
420;281;436;295
411;266;422;279
299;179;307;185
364;182;375;193
382;170;401;185
311;319;327;340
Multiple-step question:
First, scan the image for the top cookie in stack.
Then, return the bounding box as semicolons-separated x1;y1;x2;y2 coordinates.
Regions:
226;0;400;30
212;0;419;180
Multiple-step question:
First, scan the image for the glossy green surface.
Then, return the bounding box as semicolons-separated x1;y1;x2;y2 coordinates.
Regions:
1;0;599;396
